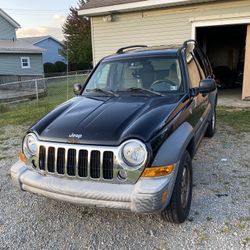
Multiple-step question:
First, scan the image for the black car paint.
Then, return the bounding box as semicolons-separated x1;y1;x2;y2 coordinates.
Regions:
29;44;217;168
31;94;184;146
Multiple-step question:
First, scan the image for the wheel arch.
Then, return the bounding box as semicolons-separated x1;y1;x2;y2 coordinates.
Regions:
152;122;194;167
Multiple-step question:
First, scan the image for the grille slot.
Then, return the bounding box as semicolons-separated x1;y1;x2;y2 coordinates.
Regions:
57;148;65;174
78;150;88;177
90;151;100;179
47;147;55;173
103;151;113;179
37;144;114;181
67;149;76;176
39;146;46;170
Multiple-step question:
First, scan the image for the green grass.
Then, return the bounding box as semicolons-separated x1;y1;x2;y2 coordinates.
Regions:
1;82;250;134
217;107;250;133
0;75;87;129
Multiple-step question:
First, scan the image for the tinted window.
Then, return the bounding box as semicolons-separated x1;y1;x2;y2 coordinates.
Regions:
194;48;212;77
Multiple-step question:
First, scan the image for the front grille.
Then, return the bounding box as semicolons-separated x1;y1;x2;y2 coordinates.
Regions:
38;145;114;180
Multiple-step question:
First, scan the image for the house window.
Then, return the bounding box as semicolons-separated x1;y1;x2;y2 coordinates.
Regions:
21;57;30;69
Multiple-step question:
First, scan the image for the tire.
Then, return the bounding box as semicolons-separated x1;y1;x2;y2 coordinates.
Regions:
161;151;192;223
205;108;216;138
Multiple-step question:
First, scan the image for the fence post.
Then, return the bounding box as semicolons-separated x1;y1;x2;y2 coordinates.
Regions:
35;79;39;105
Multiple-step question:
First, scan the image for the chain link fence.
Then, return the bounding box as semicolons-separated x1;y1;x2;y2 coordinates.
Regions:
0;74;89;128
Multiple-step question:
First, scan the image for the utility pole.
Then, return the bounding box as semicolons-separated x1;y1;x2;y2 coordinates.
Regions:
66;40;69;100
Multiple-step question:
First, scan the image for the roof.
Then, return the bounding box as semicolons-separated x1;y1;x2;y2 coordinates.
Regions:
0;9;20;29
81;0;145;9
79;0;217;16
18;35;63;46
103;44;182;62
0;40;45;54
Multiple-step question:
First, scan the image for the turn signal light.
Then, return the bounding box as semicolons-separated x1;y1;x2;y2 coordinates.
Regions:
19;152;26;163
142;165;174;177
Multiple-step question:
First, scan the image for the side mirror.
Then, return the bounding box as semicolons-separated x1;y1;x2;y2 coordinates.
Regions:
199;79;216;94
73;83;82;96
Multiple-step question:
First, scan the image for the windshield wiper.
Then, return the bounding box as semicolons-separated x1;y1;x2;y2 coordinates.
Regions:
85;88;119;97
124;87;162;96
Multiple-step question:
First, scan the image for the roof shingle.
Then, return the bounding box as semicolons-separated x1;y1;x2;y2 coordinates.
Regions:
0;40;45;54
80;0;145;10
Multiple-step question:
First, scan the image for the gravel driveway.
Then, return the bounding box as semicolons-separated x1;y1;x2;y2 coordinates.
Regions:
0;124;249;250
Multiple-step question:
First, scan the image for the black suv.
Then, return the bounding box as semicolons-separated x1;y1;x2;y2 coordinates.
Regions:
11;40;217;223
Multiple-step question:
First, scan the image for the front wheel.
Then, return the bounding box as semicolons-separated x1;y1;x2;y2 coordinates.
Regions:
161;151;192;223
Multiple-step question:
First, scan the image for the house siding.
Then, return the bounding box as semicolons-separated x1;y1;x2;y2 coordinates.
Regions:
0;54;44;75
0;15;16;40
91;0;250;64
35;38;66;64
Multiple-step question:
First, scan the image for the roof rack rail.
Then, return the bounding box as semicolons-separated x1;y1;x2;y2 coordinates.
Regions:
116;45;147;54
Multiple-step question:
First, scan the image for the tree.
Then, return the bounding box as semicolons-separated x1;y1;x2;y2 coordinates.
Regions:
62;0;92;70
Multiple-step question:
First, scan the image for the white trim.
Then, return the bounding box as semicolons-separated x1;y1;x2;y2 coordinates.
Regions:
191;15;250;39
21;57;31;69
90;18;96;66
0;8;21;28
78;0;215;16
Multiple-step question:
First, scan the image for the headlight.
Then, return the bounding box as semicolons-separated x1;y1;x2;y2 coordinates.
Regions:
23;133;38;159
118;139;147;169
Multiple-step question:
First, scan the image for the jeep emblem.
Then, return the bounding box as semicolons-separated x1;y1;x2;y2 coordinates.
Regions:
69;133;82;139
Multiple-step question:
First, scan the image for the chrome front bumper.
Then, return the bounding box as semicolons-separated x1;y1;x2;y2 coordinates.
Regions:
11;161;178;213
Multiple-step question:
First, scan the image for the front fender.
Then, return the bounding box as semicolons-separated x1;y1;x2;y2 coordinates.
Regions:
152;122;194;167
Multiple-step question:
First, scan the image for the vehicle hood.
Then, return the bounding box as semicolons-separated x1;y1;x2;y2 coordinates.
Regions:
30;95;183;146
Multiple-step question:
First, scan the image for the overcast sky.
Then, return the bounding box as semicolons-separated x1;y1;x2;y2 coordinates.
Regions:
1;0;79;40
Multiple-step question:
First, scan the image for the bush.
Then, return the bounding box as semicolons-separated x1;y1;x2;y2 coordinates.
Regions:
55;61;67;72
44;63;57;73
44;62;67;74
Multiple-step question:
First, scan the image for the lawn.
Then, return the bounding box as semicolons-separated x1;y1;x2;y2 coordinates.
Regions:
0;75;88;129
217;106;250;133
1;82;250;134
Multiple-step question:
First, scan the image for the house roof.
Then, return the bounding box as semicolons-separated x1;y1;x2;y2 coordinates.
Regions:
79;0;217;16
80;0;145;9
0;40;45;54
18;35;63;46
0;9;20;29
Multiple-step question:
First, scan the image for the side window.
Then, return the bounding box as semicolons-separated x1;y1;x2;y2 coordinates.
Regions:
194;48;212;77
194;55;206;80
186;52;201;88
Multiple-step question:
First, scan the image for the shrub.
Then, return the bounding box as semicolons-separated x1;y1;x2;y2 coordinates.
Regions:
55;61;67;72
44;63;57;73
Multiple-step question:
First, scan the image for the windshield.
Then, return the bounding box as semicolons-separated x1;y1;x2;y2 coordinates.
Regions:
83;56;183;95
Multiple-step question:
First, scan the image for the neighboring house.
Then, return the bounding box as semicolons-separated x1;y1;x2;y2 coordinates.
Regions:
19;36;66;64
0;9;44;84
79;0;250;100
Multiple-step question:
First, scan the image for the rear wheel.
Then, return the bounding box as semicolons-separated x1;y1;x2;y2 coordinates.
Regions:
161;151;192;223
205;108;216;138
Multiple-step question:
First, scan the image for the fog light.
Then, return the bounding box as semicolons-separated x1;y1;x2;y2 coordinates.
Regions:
118;169;127;180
